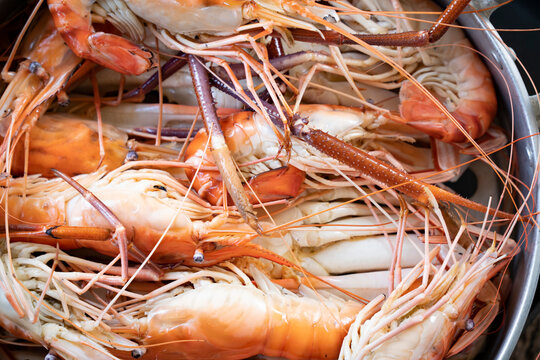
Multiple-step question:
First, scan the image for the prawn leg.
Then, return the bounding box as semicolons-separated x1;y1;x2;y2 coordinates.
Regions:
122;52;187;101
1;224;111;241
188;55;261;233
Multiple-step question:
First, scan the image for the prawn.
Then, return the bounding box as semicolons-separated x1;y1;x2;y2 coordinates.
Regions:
396;0;497;142
0;241;139;360
0;13;80;172
274;0;498;143
339;208;518;359
7;112;187;178
0;168;272;266
185;103;468;207
0;241;364;360
44;0;494;224
9;113;129;178
125;265;363;360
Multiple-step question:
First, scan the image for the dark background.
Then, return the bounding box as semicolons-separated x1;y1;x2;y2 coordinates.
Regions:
491;0;540;96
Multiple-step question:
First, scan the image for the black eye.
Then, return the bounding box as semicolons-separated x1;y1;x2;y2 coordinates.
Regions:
125;150;139;162
153;185;167;192
45;353;58;360
29;61;41;74
132;349;145;358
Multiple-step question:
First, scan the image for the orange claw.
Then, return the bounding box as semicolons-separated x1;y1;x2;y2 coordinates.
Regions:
47;0;154;75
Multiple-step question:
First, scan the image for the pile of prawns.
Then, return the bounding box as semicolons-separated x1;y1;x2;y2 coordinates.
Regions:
0;0;535;359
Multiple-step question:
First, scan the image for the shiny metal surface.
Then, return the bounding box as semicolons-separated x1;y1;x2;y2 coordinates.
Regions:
447;1;540;358
0;0;539;359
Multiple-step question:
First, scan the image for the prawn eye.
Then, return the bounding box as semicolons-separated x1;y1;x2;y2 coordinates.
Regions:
45;352;58;360
193;248;204;263
131;349;146;358
153;185;167;192
28;61;41;74
465;319;475;331
125;150;139;162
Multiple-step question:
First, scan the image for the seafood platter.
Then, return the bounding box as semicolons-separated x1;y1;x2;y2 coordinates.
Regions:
0;0;538;359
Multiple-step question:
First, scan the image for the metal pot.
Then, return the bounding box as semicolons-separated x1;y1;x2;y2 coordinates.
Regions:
446;0;540;358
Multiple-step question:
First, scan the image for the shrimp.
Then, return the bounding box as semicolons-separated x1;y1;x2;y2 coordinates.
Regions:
0;14;80;171
7;112;186;178
396;0;497;143
275;0;497;143
0;241;138;360
0;241;363;359
0;168;269;265
339;211;517;360
185;104;465;205
9;113;129;178
125;265;363;360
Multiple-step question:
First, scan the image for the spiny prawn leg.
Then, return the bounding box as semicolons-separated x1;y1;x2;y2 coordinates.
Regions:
188;55;261;233
287;0;471;46
51;169;130;281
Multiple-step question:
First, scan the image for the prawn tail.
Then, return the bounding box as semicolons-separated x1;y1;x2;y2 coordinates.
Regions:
399;80;489;143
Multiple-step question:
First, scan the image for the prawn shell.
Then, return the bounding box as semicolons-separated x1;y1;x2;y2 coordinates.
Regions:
398;44;497;143
11;114;128;177
141;283;362;360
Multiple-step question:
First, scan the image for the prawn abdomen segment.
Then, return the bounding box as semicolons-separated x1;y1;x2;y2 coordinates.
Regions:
143;284;270;359
11;114;128;177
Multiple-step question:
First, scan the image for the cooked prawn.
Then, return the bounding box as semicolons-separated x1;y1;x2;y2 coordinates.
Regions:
0;14;80;172
0;168;256;265
396;0;497;142
339;207;518;359
127;265;363;360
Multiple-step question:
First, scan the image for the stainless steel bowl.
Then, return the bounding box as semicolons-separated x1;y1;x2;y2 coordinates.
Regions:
446;1;540;358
